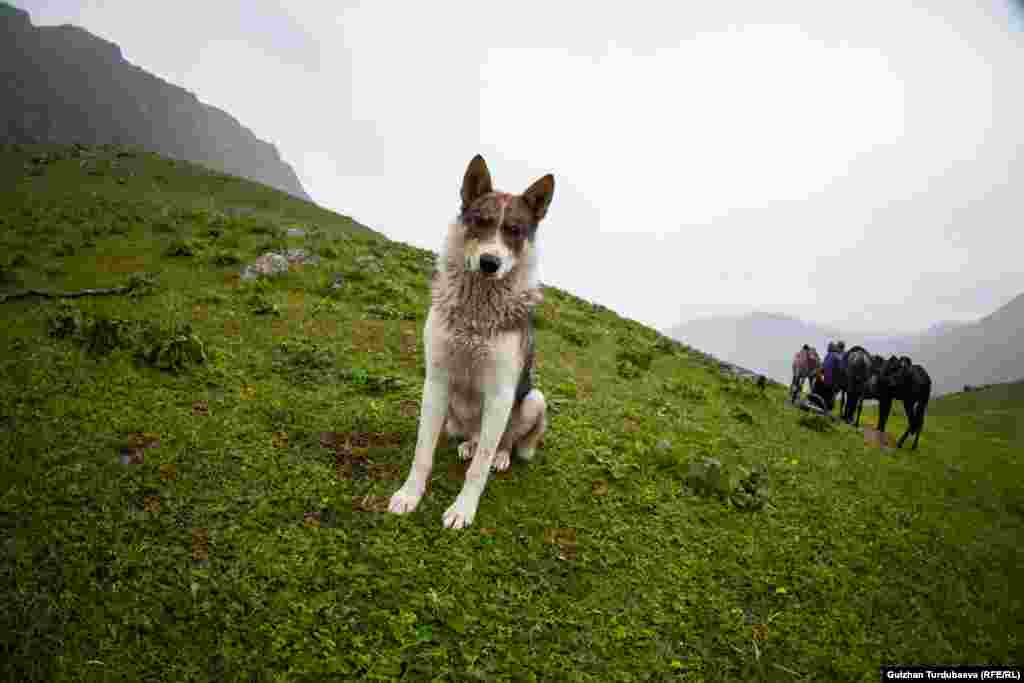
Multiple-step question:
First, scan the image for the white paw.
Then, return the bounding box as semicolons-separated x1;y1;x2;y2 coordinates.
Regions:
442;494;478;529
457;440;477;460
388;484;423;515
493;450;511;471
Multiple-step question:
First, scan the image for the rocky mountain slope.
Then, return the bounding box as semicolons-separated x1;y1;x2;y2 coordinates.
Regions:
0;2;310;201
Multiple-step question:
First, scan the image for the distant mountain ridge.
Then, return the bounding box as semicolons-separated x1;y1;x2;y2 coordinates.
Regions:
0;2;310;201
667;295;1022;396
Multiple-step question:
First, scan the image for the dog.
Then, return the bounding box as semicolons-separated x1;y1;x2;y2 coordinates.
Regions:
388;154;554;529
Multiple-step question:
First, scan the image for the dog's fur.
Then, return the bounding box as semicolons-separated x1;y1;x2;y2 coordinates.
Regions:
389;155;554;529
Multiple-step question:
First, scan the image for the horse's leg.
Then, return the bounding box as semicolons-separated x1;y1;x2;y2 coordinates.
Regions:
896;397;914;448
845;389;858;424
878;397;891;433
855;396;864;427
911;396;928;451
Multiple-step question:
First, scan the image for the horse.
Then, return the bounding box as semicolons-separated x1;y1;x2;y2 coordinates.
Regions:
875;355;932;450
790;345;820;403
840;346;873;425
856;354;886;426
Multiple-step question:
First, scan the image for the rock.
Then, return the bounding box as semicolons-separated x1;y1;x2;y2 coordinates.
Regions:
241;253;289;280
286;227;306;238
281;248;320;266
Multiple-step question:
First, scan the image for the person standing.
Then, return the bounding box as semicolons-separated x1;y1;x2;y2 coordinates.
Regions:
818;341;841;412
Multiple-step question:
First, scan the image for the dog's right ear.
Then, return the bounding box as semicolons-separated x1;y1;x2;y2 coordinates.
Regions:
461;155;493;211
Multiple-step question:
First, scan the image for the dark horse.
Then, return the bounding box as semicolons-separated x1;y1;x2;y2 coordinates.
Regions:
840;346;873;425
853;354;887;427
875;356;932;450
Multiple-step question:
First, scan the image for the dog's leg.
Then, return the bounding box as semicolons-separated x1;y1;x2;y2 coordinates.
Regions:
442;386;514;529
493;389;546;471
505;389;546;467
457;440;477;461
389;371;449;515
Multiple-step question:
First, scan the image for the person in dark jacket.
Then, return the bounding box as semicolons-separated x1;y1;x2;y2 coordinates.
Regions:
817;341;842;412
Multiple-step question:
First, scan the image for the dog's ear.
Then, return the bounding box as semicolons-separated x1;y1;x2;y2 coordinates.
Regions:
461;155;493;210
522;174;555;222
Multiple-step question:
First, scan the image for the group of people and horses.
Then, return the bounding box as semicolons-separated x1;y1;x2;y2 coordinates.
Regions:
790;340;932;450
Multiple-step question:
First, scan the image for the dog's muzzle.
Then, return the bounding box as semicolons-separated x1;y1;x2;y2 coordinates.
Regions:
479;253;501;276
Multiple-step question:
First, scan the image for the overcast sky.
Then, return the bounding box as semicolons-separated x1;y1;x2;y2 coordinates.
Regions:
16;0;1024;334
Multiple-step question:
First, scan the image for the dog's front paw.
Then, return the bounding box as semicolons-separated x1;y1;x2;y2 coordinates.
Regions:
442;494;479;529
493;449;511;471
388;484;423;515
457;440;477;461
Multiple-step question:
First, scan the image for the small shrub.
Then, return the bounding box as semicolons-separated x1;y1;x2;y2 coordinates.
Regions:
684;458;733;499
341;367;408;394
247;294;280;316
137;322;207;373
126;273;159;298
47;302;83;339
798;413;835;433
730;464;771;511
52;240;77;257
616;359;641;380
731;407;755;425
558;324;589;348
663;378;708;402
272;340;335;384
616;342;655;372
365;303;416;321
81;315;136;356
211;250;243;267
165;239;202;257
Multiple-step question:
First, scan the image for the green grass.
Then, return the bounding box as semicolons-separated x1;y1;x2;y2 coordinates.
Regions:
1;143;1021;682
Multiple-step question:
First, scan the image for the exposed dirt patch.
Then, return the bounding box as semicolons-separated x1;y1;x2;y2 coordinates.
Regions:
96;255;147;273
863;427;894;449
348;318;389;354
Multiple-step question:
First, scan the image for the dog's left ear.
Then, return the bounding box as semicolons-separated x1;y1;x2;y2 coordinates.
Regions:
522;174;555;222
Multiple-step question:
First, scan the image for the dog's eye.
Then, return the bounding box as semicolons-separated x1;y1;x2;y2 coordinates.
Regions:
505;224;523;237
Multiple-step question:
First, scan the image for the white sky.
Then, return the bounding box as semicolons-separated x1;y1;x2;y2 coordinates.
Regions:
16;0;1024;334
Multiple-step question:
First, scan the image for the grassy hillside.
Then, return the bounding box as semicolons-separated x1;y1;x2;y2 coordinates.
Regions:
1;144;1021;682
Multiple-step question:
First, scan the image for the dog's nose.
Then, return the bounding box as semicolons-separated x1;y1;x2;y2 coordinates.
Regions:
479;254;501;275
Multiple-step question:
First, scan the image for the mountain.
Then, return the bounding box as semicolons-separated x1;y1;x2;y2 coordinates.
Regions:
664;312;905;386
0;2;310;201
905;293;1024;396
666;299;1020;396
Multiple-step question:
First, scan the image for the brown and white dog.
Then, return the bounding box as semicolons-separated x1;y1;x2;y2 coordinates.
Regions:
388;154;554;529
